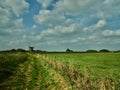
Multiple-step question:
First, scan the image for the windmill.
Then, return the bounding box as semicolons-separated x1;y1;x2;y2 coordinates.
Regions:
27;37;34;52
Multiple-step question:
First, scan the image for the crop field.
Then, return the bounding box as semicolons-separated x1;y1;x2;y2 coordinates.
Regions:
0;52;120;90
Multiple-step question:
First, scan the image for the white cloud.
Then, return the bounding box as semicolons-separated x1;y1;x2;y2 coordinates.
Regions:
0;0;29;17
37;0;52;8
34;10;66;26
34;0;120;33
40;23;82;38
0;14;24;36
88;35;96;40
1;0;120;50
93;19;106;29
32;24;37;29
83;19;106;31
9;0;29;16
55;0;101;16
104;0;113;4
0;7;11;28
0;0;29;36
71;37;86;43
0;0;29;44
104;0;120;5
98;0;120;18
14;18;23;27
102;29;120;37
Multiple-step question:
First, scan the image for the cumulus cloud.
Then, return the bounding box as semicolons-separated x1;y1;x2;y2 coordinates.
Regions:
0;7;11;28
32;24;37;30
94;20;106;29
1;0;120;50
55;0;99;16
0;13;24;36
0;0;30;50
34;0;119;30
71;37;86;43
97;0;120;18
40;23;82;38
34;9;66;27
15;18;23;27
34;0;120;31
26;0;120;50
102;29;120;37
0;0;29;17
54;0;120;18
37;0;52;8
34;0;120;27
83;19;106;31
0;0;29;34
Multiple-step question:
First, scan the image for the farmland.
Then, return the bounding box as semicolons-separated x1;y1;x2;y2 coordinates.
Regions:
0;52;120;90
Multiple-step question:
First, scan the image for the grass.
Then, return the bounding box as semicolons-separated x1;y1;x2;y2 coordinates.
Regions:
0;53;28;83
45;53;120;89
0;52;120;90
45;53;120;79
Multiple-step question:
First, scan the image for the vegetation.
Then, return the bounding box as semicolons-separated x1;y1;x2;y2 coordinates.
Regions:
99;49;110;52
0;53;28;83
86;50;98;53
66;48;73;52
0;52;120;90
45;53;120;89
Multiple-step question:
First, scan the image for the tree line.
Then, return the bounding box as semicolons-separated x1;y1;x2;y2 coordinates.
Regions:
0;48;120;53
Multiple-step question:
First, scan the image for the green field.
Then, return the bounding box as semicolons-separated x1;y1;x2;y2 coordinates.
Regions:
46;53;120;79
0;52;120;90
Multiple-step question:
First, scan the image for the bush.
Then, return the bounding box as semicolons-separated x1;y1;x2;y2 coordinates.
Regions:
86;50;98;53
66;48;73;52
99;49;110;52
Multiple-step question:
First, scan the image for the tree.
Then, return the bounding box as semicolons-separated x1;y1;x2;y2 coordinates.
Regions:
66;48;73;52
11;49;16;52
17;48;26;52
86;50;98;53
99;49;110;52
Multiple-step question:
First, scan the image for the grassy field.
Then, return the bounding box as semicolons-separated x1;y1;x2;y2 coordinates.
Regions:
0;52;120;90
46;53;120;79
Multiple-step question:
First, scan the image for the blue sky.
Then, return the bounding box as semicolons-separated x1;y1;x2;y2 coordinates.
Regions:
0;0;120;51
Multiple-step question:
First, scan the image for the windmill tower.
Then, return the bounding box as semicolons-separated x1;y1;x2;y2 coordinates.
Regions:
29;46;34;52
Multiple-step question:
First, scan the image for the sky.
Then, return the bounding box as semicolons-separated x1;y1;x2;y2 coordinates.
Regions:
0;0;120;51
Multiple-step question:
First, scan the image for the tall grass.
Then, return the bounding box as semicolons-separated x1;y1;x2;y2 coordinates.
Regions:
43;53;120;90
0;53;119;90
0;53;28;83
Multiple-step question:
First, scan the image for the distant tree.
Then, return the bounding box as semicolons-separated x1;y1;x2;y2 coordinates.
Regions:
36;50;43;53
17;48;26;52
66;48;73;52
11;49;16;52
114;50;120;53
86;50;98;53
99;49;110;52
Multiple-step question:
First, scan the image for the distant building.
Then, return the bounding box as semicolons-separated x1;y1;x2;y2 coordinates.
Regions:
29;46;34;52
